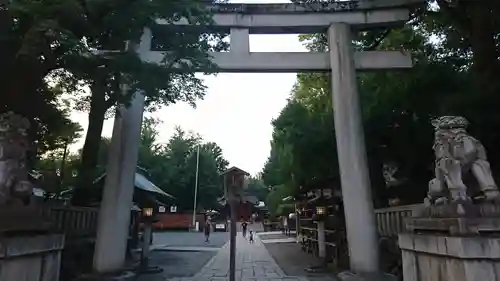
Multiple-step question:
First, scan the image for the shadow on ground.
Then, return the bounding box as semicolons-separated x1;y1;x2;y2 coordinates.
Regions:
137;231;229;281
137;251;216;281
264;241;338;281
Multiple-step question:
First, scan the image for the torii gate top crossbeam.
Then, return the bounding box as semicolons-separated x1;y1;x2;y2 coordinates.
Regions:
206;0;420;14
159;0;423;34
142;0;423;72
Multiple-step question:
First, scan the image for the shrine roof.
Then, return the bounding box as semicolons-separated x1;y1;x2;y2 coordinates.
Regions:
220;166;250;176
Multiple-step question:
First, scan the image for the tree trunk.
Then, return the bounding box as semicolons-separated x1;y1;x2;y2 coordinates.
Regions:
26;117;39;171
466;3;500;95
59;140;69;188
72;83;107;206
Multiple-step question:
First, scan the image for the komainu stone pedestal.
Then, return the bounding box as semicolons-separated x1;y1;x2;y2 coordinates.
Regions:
0;234;65;281
399;217;500;281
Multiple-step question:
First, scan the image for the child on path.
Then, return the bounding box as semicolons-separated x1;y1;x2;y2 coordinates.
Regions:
248;230;254;243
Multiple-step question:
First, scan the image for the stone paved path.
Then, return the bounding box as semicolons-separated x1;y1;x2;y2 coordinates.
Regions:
167;233;310;281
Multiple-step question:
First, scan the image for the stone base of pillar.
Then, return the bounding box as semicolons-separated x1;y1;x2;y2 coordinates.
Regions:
399;224;500;281
338;271;397;281
74;271;136;281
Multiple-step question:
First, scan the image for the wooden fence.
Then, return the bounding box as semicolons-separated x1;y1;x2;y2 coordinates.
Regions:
374;204;423;237
40;203;422;239
42;205;100;238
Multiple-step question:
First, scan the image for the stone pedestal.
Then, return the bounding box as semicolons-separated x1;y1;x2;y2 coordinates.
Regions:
399;217;500;281
0;234;65;281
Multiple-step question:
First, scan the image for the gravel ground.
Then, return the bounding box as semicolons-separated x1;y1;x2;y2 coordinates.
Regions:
136;231;229;281
264;242;338;281
139;251;216;280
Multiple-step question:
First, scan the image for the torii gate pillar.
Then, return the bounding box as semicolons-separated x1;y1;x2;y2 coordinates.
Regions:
328;23;379;274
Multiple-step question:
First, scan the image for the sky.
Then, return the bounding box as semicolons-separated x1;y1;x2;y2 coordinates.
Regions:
69;0;306;176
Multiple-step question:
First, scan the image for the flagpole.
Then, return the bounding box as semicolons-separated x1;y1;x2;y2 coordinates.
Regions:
192;145;200;230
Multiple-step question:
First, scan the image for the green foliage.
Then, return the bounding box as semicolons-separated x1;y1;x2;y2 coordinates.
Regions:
64;0;229;110
38;113;83;155
265;185;292;217
36;154;80;192
3;0;229;200
69;0;230;195
263;2;500;207
36;136;107;192
244;177;269;202
110;119;229;210
276;203;295;217
41;119;230;209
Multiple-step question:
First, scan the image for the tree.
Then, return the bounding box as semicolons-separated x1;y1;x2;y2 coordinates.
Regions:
202;142;229;174
0;0;226;204
72;120;229;209
263;79;339;200
125;121;230;210
70;0;228;204
1;0;93;169
265;185;292;217
138;117;164;170
244;177;269;202
36;153;80;193
263;3;500;207
155;127;228;211
424;0;500;95
36;118;83;193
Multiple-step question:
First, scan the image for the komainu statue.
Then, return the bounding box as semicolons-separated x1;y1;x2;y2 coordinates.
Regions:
0;111;33;206
426;116;500;206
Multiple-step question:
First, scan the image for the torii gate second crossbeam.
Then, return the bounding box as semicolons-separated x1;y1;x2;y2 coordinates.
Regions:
145;0;414;72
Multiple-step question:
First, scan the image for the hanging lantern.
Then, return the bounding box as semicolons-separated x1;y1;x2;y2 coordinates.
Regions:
142;207;153;218
316;205;326;216
313;197;328;221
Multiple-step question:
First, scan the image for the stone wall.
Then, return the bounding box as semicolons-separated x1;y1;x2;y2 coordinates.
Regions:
0;234;65;281
399;232;500;281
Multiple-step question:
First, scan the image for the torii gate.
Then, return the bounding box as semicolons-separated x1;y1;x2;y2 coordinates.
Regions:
93;0;419;276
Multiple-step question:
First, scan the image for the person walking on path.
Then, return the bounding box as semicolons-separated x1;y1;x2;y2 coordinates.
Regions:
241;220;248;238
204;218;211;242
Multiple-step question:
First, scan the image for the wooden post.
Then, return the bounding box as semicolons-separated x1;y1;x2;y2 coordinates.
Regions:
142;222;152;262
221;167;249;281
229;199;237;281
317;221;326;258
295;204;300;243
